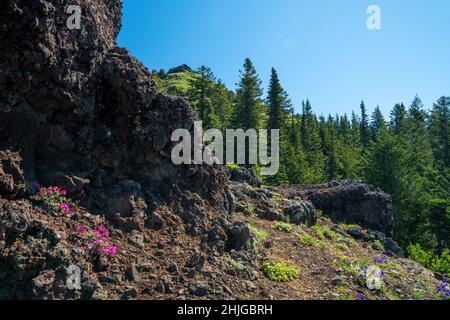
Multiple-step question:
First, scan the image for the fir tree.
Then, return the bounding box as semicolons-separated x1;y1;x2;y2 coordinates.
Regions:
232;58;263;130
360;100;371;149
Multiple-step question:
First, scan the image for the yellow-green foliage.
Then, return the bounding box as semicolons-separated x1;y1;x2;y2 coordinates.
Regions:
231;259;246;271
299;235;316;246
225;163;240;170
312;225;337;240
408;244;450;276
261;261;300;282
372;240;385;251
274;221;293;233
272;193;282;208
312;225;325;240
244;203;255;216
299;235;326;249
337;243;349;252
323;227;337;240
248;224;268;243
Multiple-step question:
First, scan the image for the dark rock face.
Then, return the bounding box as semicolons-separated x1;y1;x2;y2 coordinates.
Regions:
0;0;232;225
283;201;317;226
0;0;240;299
305;181;394;237
226;167;262;187
230;182;285;221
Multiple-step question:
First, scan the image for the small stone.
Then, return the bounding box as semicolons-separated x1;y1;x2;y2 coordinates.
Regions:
168;263;179;274
122;286;138;299
156;278;172;294
189;283;208;297
126;263;141;283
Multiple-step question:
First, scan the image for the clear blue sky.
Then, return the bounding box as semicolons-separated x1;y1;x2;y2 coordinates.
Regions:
118;0;450;118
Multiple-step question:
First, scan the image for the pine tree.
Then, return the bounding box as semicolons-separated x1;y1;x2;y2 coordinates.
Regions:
267;68;285;130
390;103;407;135
429;96;450;168
188;66;216;127
232;58;263;130
371;105;386;138
351;111;361;147
265;68;292;184
360;100;370;149
212;81;234;130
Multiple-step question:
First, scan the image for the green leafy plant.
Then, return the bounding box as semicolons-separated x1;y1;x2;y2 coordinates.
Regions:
323;227;337;240
274;221;293;233
248;224;268;243
244;203;255;216
299;235;326;249
408;244;450;276
225;163;240;170
231;259;246;271
372;240;385;251
261;261;300;282
312;225;325;240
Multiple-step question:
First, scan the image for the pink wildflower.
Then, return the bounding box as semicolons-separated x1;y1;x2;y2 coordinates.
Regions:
60;189;67;196
59;203;70;213
98;225;106;233
76;225;88;234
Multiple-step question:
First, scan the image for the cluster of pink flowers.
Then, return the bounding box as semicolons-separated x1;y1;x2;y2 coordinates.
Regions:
34;182;118;258
34;183;74;218
76;225;118;256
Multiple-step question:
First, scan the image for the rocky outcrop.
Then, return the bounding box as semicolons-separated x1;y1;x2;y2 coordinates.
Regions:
0;0;243;299
305;181;394;237
275;181;394;237
226;167;262;187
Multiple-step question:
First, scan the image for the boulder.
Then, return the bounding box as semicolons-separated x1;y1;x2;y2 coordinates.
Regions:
305;181;394;237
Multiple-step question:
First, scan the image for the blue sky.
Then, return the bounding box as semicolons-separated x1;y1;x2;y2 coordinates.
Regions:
118;0;450;118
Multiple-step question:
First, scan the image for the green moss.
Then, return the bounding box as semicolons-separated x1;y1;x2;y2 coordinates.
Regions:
261;261;300;282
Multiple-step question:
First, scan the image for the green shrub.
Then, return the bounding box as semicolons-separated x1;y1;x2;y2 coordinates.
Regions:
244;203;255;216
323;227;337;240
261;261;300;282
299;235;316;246
312;225;325;240
225;163;240;170
372;240;385;251
231;259;246;271
248;224;268;243
407;244;450;276
274;221;293;233
299;235;326;249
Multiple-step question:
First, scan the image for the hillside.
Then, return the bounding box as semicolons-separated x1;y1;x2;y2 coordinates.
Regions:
0;0;447;301
153;65;199;97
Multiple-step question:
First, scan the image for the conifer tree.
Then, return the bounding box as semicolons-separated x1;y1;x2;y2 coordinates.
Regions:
371;105;386;138
429;96;450;168
360;100;370;149
232;58;263;130
390;103;407;135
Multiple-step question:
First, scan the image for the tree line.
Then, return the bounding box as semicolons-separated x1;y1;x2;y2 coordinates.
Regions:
152;58;449;271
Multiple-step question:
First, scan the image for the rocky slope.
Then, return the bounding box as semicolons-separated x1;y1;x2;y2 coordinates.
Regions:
0;0;444;300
